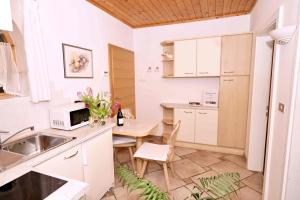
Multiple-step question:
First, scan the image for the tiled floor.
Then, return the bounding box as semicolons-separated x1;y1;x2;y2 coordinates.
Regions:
102;138;263;200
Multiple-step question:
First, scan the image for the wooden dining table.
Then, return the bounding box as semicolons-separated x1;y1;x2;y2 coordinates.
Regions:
112;119;159;173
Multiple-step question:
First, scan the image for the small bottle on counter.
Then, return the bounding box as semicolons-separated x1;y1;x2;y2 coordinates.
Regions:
117;107;124;126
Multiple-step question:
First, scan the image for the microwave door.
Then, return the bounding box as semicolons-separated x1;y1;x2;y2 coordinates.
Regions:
70;108;90;127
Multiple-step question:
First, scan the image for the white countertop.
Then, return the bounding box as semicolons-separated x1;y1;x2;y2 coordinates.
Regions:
161;102;218;110
0;121;115;199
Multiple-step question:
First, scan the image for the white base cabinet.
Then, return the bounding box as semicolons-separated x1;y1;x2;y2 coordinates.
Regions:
195;110;218;145
174;108;195;142
82;130;114;200
174;108;218;145
35;145;84;181
34;129;114;200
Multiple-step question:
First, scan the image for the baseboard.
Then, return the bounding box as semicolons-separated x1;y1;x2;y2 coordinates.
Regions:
175;141;245;155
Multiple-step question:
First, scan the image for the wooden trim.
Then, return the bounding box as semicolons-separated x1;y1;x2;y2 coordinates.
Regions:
0;93;15;100
175;141;245;155
1;32;16;62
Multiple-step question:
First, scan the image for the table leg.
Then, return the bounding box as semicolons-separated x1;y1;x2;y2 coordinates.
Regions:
136;137;143;174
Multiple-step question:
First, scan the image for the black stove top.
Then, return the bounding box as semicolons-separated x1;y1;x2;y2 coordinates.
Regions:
0;171;67;200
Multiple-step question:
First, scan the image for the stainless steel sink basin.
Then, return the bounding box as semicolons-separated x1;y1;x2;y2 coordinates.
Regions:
2;133;75;157
0;133;75;172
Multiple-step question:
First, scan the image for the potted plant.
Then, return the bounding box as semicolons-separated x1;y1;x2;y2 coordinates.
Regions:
77;87;111;126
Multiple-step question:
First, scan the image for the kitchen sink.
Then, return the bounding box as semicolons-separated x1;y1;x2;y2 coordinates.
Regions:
0;133;75;171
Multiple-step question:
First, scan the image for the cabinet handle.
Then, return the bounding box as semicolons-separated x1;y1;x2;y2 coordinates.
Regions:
64;151;79;160
184;72;194;75
223;79;234;82
224;71;235;74
198;112;207;115
198;72;208;74
184;111;193;114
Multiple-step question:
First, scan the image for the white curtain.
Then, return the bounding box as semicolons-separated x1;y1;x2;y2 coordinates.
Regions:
0;42;21;95
24;0;51;103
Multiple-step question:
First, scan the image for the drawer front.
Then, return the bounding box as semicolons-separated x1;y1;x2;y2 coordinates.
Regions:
174;108;195;143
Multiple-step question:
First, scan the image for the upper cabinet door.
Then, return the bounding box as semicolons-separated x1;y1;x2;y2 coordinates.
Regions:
174;40;197;77
221;34;253;76
196;37;221;77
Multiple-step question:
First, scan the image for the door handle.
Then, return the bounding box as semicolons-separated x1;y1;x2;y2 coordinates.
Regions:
184;72;194;75
64;151;79;160
223;79;234;82
198;112;207;115
184;111;193;114
198;72;208;74
223;71;235;74
115;97;122;100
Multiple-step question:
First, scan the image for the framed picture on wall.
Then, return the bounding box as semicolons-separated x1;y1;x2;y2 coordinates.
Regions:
62;43;93;78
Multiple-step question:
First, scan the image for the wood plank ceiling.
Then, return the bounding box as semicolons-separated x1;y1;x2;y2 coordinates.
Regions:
87;0;257;28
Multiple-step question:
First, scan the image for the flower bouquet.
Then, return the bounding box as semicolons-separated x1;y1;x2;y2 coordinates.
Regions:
77;87;111;126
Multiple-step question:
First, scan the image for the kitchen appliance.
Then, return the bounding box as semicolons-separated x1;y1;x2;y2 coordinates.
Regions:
202;89;218;107
50;103;90;130
0;171;67;200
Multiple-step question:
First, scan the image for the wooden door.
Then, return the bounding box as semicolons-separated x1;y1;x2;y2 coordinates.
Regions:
174;108;195;143
195;109;218;145
221;33;253;76
218;76;250;148
109;44;136;116
196;37;221;76
174;40;197;77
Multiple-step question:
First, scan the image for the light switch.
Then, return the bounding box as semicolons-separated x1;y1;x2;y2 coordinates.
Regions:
278;102;285;113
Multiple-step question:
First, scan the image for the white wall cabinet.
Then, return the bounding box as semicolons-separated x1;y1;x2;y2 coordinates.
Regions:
174;108;196;142
196;37;221;76
82;130;114;200
35;145;84;181
195;110;218;145
174;108;218;145
174;40;197;77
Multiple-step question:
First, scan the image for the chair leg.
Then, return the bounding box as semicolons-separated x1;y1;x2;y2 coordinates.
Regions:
169;162;175;176
128;147;136;172
163;162;170;192
140;160;148;178
114;148;119;164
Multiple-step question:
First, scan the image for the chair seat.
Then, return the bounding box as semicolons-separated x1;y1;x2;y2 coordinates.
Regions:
134;142;170;162
113;136;136;145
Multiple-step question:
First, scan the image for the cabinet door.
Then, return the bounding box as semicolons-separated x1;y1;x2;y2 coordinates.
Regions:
35;145;84;181
174;108;195;142
196;37;221;76
195;110;218;145
174;40;197;77
218;76;250;148
221;34;252;76
82;130;114;200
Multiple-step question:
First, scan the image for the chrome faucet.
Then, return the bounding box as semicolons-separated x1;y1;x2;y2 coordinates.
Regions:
0;126;34;149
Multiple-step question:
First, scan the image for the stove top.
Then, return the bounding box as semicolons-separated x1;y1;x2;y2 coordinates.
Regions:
0;171;67;200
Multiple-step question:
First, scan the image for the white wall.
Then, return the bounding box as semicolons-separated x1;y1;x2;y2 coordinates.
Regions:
250;0;300;199
0;0;133;132
133;15;250;134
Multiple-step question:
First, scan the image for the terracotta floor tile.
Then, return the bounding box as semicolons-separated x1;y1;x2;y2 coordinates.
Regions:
113;187;139;200
191;170;219;184
172;154;182;161
144;170;186;192
224;154;247;168
175;147;198;156
185;151;222;167
183;177;193;184
115;149;131;163
231;186;262;200
101;195;116;200
173;159;206;179
210;160;254;179
242;173;264;193
145;161;162;173
170;186;191;200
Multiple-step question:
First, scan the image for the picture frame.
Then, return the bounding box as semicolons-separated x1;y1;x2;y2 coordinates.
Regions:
62;43;93;78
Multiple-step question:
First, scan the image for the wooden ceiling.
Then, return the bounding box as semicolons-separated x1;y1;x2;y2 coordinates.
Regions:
87;0;257;28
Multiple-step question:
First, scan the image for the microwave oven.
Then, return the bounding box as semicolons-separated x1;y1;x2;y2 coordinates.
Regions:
50;103;90;130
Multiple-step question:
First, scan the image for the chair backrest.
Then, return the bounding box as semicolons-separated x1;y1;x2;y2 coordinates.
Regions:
167;120;181;161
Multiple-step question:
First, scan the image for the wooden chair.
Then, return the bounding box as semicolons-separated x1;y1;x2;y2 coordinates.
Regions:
133;121;181;192
113;108;136;171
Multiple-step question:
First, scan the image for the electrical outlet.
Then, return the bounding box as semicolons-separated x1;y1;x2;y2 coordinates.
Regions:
278;102;285;113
